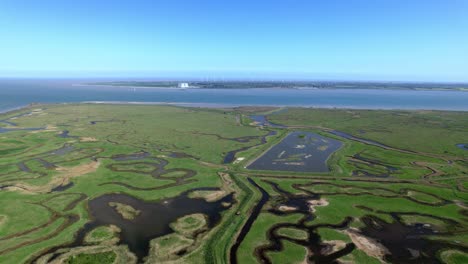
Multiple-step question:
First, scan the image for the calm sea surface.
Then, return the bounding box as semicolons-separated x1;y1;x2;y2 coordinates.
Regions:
1;79;468;112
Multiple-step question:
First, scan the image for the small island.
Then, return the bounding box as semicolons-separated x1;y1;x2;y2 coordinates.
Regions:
109;202;141;220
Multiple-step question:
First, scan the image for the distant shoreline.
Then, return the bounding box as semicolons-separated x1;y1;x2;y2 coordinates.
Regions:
80;81;468;92
0;104;32;115
1;101;468;117
2;79;468;113
81;101;468;112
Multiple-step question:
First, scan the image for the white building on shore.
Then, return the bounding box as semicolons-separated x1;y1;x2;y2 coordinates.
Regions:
178;82;190;88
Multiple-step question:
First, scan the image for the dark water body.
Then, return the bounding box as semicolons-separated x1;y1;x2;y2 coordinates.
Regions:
57;130;78;138
17;162;31;173
111;152;151;161
44;145;75;156
360;215;467;263
1;79;468;112
456;144;468;150
247;131;342;172
79;192;233;261
50;182;74;192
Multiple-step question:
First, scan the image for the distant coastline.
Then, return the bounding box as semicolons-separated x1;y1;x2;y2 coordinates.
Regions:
80;101;468;112
83;81;468;91
0;104;33;114
2;79;468;113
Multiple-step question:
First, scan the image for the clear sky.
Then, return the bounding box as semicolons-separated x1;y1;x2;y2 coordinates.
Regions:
1;0;467;81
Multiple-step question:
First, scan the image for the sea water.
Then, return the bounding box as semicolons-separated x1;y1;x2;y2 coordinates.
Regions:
1;79;468;112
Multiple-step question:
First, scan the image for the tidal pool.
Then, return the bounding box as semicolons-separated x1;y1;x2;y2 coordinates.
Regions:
247;131;342;172
75;191;233;261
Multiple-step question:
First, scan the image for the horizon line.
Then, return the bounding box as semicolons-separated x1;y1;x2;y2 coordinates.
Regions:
0;76;468;85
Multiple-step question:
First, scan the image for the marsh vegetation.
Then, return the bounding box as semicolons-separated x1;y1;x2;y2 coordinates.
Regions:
0;104;466;263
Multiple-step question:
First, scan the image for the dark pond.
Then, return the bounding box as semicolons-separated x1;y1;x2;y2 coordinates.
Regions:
247;131;342;172
78;191;233;261
44;145;75;156
360;215;467;263
50;182;74;192
456;143;468;150
111;152;151;161
57;130;78;138
17;162;32;173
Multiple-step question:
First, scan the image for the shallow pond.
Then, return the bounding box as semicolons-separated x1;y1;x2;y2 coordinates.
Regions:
111;152;151;161
76;191;233;261
247;131;342;172
50;182;74;192
45;145;75;156
57;130;78;138
456;143;467;150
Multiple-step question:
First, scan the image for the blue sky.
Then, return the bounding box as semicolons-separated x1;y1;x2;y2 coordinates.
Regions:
0;0;467;81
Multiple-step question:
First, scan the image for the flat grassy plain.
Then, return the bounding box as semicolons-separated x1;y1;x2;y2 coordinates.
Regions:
0;104;466;264
269;108;468;157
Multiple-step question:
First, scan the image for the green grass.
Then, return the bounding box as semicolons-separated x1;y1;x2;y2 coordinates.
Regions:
0;104;466;264
65;251;116;264
237;212;304;263
439;250;468;264
276;227;308;240
267;240;308;263
170;214;207;237
85;226;117;244
269;108;468;157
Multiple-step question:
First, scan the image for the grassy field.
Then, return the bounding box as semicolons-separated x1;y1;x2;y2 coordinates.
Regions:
0;104;466;263
269;108;468;157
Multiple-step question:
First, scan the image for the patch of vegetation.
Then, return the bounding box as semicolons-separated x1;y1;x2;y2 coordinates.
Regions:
276;227;308;240
0;104;466;264
109;202;141;220
439;250;468;264
84;225;120;244
270;108;468;157
65;251;116;264
170;214;207;238
146;233;194;262
267;240;308;264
